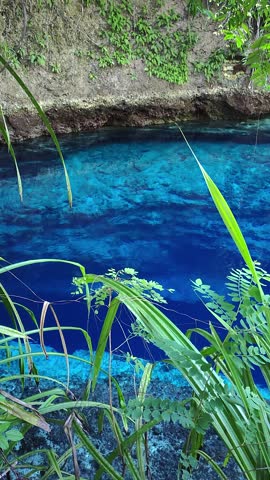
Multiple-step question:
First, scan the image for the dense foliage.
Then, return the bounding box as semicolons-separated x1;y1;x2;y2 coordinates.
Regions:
85;0;198;84
189;0;270;87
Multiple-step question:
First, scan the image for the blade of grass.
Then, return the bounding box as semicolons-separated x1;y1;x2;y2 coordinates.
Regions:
0;283;35;377
0;55;72;206
0;258;91;317
0;397;50;431
49;304;70;390
47;449;64;480
135;363;153;480
94;419;159;480
177;126;262;295
197;450;228;480
0;106;23;201
72;418;124;480
0;325;27;339
92;297;120;391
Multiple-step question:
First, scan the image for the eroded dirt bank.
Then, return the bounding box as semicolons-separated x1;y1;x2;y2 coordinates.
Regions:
1;0;270;141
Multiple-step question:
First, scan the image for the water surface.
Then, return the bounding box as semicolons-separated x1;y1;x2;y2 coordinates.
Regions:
1;120;270;363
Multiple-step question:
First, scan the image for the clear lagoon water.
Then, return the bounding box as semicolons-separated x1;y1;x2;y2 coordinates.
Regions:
1;120;270;375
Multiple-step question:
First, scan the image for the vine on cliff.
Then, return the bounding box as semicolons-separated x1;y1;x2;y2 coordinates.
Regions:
84;0;198;85
2;0;270;87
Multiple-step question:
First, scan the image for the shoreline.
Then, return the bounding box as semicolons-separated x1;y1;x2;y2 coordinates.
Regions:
2;86;270;143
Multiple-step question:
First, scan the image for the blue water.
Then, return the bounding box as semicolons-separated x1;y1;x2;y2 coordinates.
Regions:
1;120;270;366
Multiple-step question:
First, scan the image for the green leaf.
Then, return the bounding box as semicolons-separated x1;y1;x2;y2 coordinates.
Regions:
98;410;104;434
161;411;171;421
92;297;120;391
197;450;228;480
248;286;261;302
133;407;142;420
0;423;10;434
6;429;24;441
0;55;72;207
0;396;50;432
0;106;23;201
124;268;137;275
178;127;264;300
73;420;124;480
0;325;27;339
205;302;216;309
47;449;63;479
0;434;9;450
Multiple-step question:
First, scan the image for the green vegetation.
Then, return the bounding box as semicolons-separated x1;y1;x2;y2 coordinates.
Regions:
50;61;61;73
0;0;198;84
189;0;270;87
1;0;270;86
78;0;270;86
29;52;46;66
194;48;226;82
68;129;270;479
0;42;21;69
88;0;197;84
1;1;270;478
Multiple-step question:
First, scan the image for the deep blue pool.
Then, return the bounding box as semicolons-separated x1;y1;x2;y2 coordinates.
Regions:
1;120;270;365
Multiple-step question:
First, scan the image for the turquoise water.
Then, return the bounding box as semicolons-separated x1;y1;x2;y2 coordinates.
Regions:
1;120;270;365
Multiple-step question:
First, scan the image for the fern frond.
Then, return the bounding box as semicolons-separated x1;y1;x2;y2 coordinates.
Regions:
226;267;253;303
125;396;211;433
191;279;236;325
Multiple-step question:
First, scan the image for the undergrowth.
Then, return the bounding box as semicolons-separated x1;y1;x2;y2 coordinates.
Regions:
82;0;198;84
0;0;229;85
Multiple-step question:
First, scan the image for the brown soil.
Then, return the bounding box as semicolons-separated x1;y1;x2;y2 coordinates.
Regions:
0;0;270;141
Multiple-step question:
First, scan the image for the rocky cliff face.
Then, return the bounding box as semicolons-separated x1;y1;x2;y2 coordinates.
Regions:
1;0;270;141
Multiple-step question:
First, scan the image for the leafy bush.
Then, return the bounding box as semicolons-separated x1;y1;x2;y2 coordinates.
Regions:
194;49;226;82
190;0;270;88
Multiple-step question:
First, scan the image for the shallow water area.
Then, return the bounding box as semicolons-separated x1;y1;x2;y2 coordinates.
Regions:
1;119;270;388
